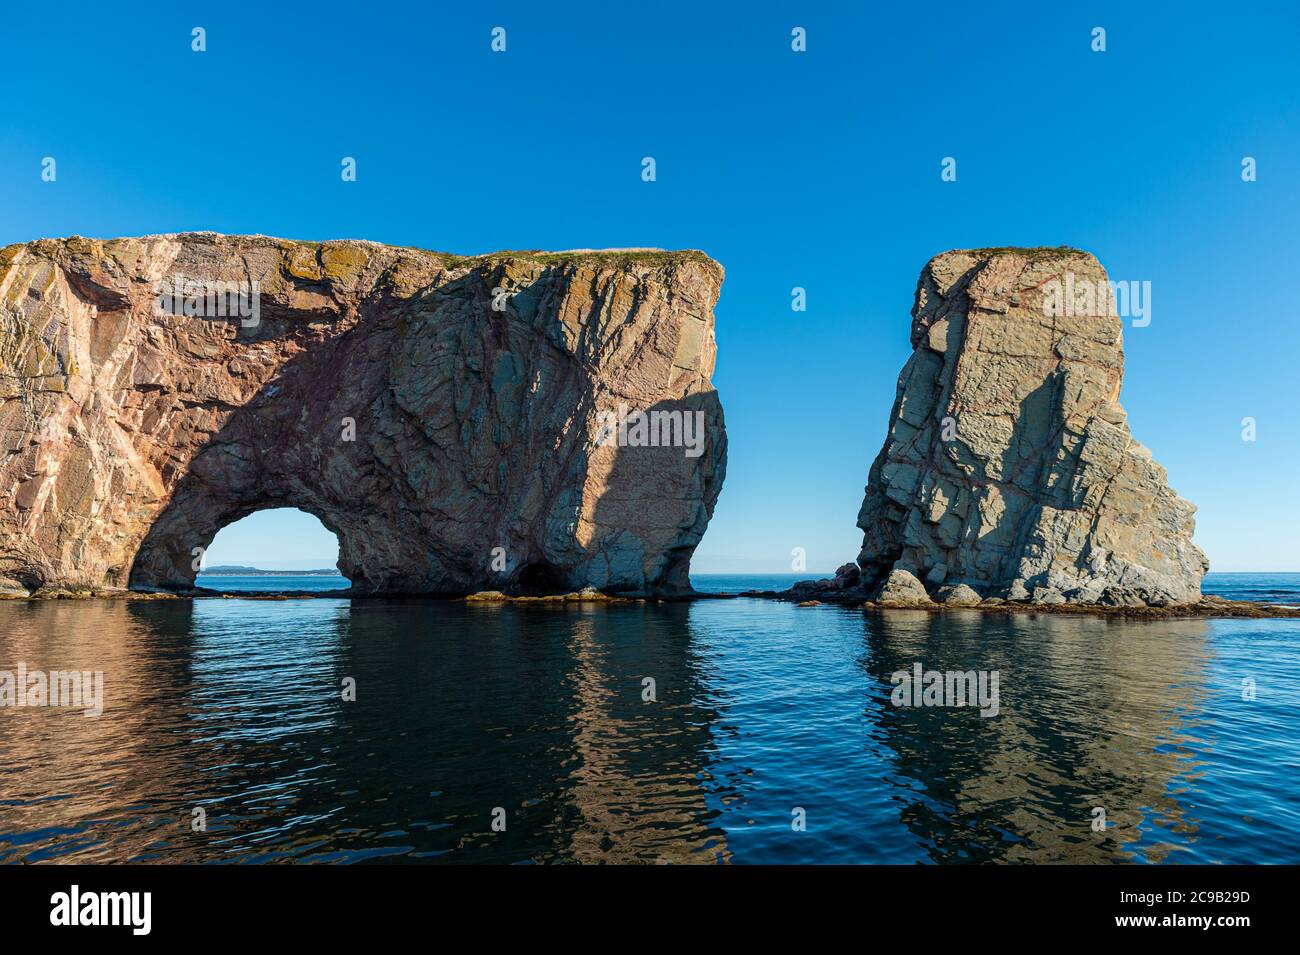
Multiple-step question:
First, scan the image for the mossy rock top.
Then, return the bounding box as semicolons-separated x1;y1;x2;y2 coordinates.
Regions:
10;233;717;273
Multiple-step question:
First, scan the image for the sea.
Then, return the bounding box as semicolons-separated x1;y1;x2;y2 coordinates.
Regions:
1;572;1297;864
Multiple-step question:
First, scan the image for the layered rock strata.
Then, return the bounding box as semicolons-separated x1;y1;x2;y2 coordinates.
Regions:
0;233;726;596
854;247;1207;607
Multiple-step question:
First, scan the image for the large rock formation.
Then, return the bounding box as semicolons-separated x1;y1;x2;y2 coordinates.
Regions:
0;233;726;596
856;247;1207;607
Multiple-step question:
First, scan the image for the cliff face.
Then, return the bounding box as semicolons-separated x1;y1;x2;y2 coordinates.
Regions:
0;233;726;596
856;248;1207;607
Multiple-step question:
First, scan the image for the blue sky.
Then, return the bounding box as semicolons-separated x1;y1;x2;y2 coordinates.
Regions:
4;2;1298;572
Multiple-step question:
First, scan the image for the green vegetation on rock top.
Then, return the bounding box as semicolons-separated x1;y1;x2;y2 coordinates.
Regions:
948;245;1091;259
416;247;717;270
21;233;717;272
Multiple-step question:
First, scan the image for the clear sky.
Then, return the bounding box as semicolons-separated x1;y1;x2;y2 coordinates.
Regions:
4;2;1298;572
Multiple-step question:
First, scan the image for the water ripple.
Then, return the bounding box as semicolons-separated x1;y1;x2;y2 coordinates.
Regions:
1;590;1299;863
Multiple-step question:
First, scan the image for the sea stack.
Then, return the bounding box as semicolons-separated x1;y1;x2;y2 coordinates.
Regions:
856;247;1207;607
0;233;726;596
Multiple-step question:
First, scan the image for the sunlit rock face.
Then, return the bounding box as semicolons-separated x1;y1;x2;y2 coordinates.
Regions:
0;233;726;596
857;248;1207;607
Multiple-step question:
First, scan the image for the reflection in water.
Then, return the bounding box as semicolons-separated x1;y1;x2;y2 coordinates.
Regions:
0;599;731;863
558;608;728;862
862;610;1214;863
1;597;1298;864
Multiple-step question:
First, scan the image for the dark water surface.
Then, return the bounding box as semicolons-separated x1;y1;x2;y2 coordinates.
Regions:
1;574;1298;863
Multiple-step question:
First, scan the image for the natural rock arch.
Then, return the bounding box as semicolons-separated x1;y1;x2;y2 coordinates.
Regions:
0;233;727;596
134;503;353;590
196;506;348;578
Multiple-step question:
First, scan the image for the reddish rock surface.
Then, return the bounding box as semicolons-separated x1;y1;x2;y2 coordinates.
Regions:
0;233;726;596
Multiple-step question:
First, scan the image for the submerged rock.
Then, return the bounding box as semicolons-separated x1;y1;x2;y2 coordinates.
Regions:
856;247;1208;607
0;233;726;596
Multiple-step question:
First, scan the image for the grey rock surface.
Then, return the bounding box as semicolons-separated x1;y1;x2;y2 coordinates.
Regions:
935;583;983;607
856;247;1208;607
872;567;933;606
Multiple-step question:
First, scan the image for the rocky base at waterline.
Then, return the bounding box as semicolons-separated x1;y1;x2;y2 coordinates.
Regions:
0;583;712;604
10;577;1296;619
742;565;1300;619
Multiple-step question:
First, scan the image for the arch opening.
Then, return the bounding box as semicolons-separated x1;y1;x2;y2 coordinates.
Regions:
194;507;351;592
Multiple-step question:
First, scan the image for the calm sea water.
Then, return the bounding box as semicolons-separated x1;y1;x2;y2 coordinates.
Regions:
1;573;1297;864
194;574;352;593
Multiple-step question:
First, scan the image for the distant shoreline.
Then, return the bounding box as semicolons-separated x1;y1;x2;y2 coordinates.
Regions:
199;566;342;577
